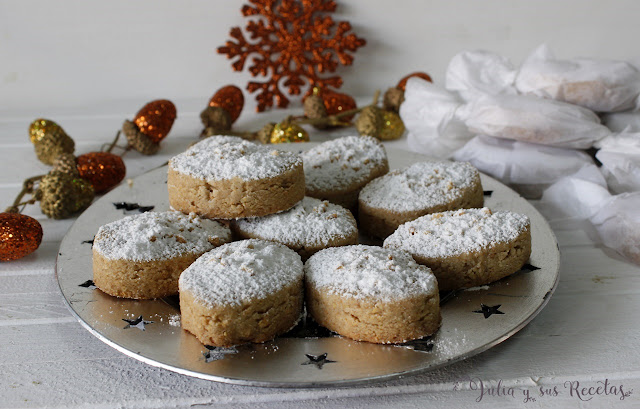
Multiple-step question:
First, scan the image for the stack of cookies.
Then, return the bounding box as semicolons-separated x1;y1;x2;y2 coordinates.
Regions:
92;134;532;348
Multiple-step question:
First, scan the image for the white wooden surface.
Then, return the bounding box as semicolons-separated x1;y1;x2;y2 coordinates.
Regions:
1;101;639;408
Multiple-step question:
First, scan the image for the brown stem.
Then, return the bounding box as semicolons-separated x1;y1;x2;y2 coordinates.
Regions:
104;130;121;153
4;175;45;213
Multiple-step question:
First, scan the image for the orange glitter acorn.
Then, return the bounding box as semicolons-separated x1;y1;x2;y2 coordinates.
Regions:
133;100;177;144
397;72;433;91
321;89;357;120
76;152;126;193
0;213;43;261
209;85;244;123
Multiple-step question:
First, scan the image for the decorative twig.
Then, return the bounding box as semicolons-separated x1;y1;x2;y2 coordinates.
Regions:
4;175;45;213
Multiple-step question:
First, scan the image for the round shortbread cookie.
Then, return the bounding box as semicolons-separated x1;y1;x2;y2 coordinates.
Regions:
301;135;389;210
305;245;441;344
359;161;484;239
93;211;231;299
384;208;531;291
168;136;305;219
179;239;304;347
231;197;358;260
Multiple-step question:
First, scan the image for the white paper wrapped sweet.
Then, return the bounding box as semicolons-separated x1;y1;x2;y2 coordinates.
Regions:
537;165;640;266
602;111;640;133
595;133;640;193
401;78;473;158
446;46;640;113
516;45;640;113
401;78;610;153
452;135;595;198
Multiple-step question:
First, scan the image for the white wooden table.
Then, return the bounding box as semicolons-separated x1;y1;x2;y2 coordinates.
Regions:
1;100;639;408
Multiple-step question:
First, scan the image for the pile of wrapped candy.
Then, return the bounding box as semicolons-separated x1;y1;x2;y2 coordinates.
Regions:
400;45;640;265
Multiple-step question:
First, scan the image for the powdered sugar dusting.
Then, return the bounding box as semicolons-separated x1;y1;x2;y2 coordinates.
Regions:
359;161;480;212
384;208;529;258
234;197;357;248
93;211;231;261
169;135;302;181
305;245;438;301
179;239;303;307
302;135;388;192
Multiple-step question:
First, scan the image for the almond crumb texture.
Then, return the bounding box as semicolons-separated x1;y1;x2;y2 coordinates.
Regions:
179;239;304;347
168;136;305;218
384;208;531;291
232;197;358;260
305;245;441;344
359;161;483;239
301;135;389;210
92;211;231;299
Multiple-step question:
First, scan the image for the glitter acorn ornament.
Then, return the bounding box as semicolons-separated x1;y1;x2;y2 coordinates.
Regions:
270;122;310;144
378;110;405;140
304;88;357;129
38;171;95;219
355;106;384;139
384;72;433;112
122;100;176;155
397;72;433;91
209;85;244;124
0;212;43;261
76;152;126;193
29;119;75;165
52;153;79;176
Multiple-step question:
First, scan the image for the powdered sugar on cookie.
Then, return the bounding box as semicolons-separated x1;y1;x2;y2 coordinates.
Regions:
234;197;357;247
359;161;480;212
179;239;303;307
302;135;388;191
93;211;231;261
305;245;438;301
384;208;530;258
169;135;302;181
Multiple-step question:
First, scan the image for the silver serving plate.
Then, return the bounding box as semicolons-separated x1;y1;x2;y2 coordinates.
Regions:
56;145;560;387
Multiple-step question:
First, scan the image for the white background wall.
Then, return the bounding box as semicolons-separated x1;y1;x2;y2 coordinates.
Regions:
2;0;640;112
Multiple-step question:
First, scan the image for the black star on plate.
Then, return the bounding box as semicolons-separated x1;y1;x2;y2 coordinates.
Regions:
82;238;94;247
519;263;541;273
483;190;493;197
302;353;336;369
202;345;238;363
473;304;505;319
78;279;96;289
399;336;434;352
122;315;153;331
113;202;155;213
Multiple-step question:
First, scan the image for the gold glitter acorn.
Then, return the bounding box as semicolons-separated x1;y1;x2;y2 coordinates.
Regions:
122;120;160;155
29;119;75;166
0;212;43;261
38;171;95;219
383;87;405;113
379;110;405;140
52;153;79;176
355;106;383;139
270;123;310;144
200;106;232;132
257;122;276;144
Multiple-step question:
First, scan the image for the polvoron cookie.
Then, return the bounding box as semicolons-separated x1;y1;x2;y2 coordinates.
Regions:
179;239;304;347
168;136;305;219
93;211;231;299
232;196;358;260
359;161;483;239
305;245;441;344
302;135;389;210
384;208;531;291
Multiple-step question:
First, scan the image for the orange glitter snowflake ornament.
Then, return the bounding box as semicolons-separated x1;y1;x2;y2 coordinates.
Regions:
218;0;366;112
